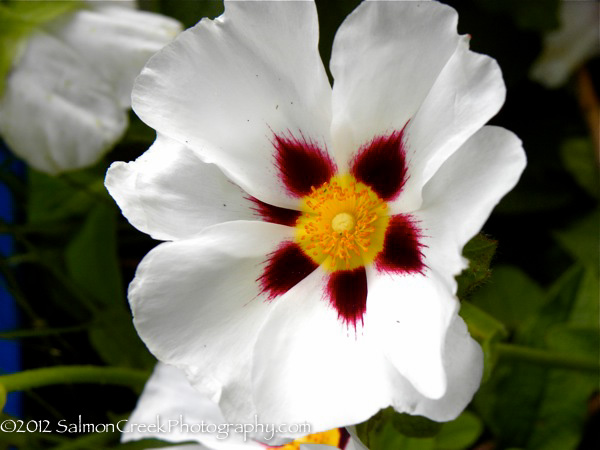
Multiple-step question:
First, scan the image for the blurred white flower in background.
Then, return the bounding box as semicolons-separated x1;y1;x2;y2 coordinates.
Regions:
530;0;600;88
0;0;181;174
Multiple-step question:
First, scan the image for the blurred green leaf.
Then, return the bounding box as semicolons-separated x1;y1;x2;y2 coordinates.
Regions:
560;138;599;199
27;168;107;224
470;265;545;331
358;410;484;450
65;205;122;307
473;266;592;448
89;308;154;369
434;411;484;450
391;413;443;438
460;300;509;381
456;234;498;299
554;210;599;271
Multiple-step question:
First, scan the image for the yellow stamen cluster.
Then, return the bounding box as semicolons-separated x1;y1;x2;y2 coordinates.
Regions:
296;174;389;271
269;428;343;449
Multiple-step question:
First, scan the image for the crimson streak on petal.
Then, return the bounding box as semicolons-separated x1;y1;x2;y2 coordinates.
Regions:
248;196;300;226
258;241;318;300
350;128;408;201
273;132;336;198
326;267;368;328
375;214;425;274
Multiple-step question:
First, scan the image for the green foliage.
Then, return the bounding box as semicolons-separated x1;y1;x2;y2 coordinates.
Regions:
358;410;484;450
456;234;498;299
560;138;599;199
0;0;83;96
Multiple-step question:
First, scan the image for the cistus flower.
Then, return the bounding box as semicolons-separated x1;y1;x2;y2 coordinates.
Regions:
123;363;365;450
0;0;181;174
106;0;526;434
530;0;600;88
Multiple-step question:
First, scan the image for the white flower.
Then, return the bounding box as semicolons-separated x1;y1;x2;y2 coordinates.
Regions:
0;0;181;174
124;363;366;450
106;0;526;434
530;0;600;88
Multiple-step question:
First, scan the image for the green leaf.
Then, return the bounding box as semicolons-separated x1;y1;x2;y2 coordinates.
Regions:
569;267;599;327
560;138;599;199
554;210;599;272
65;205;123;307
473;266;590;448
546;325;599;359
0;0;84;96
27;167;108;224
391;413;443;438
88;308;155;369
460;301;508;381
434;411;484;450
456;234;498;299
470;265;545;332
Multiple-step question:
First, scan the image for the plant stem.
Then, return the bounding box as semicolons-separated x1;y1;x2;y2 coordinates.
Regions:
496;343;599;372
0;366;150;393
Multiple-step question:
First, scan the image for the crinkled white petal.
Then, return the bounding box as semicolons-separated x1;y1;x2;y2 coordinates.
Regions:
252;268;397;434
122;363;252;448
393;35;506;213
530;0;600;88
403;314;483;421
0;31;126;174
330;0;461;170
365;268;459;400
129;221;296;426
46;5;182;108
125;364;363;450
414;126;526;289
105;134;256;241
132;0;332;209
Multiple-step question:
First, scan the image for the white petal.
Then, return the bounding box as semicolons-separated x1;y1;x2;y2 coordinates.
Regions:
0;31;126;174
393;36;506;213
105;134;256;241
252;268;396;434
132;0;332;209
45;6;181;108
415;126;526;287
129;221;295;426
406;314;483;421
122;363;226;445
330;0;461;169
365;268;459;400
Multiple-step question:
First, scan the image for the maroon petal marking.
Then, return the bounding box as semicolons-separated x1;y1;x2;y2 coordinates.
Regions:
326;267;368;328
350;128;408;201
248;196;300;226
339;428;351;449
376;214;425;274
258;241;318;300
273;131;336;198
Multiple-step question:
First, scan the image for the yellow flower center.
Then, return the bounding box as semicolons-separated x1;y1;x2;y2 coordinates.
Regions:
296;174;389;271
269;428;343;449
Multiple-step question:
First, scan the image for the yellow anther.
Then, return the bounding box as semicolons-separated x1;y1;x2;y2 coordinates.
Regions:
295;174;390;272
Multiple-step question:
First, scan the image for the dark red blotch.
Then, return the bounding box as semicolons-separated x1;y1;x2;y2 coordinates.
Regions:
350;129;408;201
273;132;336;198
258;242;318;300
326;267;368;328
248;196;300;227
375;214;425;274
